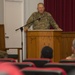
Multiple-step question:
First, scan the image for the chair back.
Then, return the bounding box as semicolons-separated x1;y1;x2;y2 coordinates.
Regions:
13;62;35;69
21;67;67;75
60;59;75;63
0;58;16;62
45;63;75;74
23;58;51;67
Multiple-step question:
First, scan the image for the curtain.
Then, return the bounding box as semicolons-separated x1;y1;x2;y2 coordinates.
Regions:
44;0;75;32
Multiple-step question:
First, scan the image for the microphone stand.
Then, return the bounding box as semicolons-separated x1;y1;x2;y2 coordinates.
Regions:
15;15;44;31
20;27;23;62
15;15;44;62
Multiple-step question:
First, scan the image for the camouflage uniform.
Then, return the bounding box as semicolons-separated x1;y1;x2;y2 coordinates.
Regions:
66;54;75;59
25;12;59;30
0;50;7;58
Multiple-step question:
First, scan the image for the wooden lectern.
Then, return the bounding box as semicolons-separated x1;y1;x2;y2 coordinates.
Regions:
26;30;62;62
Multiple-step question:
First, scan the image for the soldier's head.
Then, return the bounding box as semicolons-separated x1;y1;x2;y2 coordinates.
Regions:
72;39;75;54
37;3;45;14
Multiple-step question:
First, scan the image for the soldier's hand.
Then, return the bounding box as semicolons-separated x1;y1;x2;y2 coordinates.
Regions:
24;27;28;31
57;28;63;31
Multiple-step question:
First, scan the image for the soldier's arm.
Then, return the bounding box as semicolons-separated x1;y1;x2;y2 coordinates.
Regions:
25;13;34;29
49;14;60;29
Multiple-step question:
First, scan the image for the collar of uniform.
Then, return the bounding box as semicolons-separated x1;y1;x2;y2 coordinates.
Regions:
37;12;45;16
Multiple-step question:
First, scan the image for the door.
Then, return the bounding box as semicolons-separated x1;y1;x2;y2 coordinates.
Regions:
4;0;24;61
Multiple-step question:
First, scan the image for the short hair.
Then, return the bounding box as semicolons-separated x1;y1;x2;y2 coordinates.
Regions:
37;3;44;7
41;46;53;59
72;39;75;49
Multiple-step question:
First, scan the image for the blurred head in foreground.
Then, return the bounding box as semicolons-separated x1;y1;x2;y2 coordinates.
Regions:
0;63;23;75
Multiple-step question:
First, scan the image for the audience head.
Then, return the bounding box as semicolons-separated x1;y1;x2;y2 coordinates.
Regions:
41;46;53;59
72;39;75;54
37;3;45;14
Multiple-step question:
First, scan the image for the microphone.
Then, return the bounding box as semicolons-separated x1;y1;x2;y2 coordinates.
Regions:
15;29;18;31
37;15;44;21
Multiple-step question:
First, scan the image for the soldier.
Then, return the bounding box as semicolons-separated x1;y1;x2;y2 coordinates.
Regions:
24;3;61;30
66;39;75;59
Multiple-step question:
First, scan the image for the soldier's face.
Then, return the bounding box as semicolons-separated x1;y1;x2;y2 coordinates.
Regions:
37;4;45;14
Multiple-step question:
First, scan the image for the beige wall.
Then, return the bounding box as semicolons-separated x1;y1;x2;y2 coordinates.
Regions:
0;0;4;24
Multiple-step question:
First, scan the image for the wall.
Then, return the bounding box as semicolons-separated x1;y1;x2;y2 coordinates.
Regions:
0;0;4;24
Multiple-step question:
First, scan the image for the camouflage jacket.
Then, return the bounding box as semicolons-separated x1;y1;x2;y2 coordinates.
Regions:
25;12;59;30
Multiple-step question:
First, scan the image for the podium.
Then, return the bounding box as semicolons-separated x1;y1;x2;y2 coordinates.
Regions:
26;30;62;62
